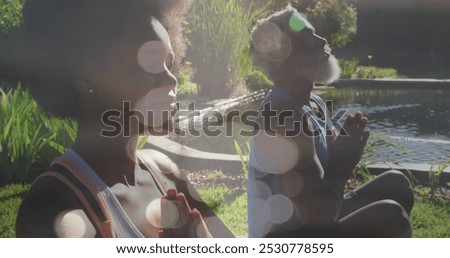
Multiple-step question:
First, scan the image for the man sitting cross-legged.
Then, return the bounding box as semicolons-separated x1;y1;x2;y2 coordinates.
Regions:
247;5;414;238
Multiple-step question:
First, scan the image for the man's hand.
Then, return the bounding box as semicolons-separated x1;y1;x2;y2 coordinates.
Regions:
327;112;370;192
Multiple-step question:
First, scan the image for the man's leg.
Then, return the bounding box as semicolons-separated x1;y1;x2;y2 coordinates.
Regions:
335;199;412;237
340;170;414;218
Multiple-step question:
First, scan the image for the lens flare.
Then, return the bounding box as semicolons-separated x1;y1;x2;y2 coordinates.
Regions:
289;15;306;32
281;171;304;198
252;22;283;54
267;194;295;224
146;198;180;229
137;41;167;74
53;210;96;238
253;133;299;175
249;180;272;199
263;32;292;62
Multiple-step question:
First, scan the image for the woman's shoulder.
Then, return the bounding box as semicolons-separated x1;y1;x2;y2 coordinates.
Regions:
16;174;86;237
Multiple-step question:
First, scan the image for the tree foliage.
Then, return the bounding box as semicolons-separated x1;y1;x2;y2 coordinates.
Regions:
0;0;24;33
307;0;357;48
186;0;357;97
246;0;357;48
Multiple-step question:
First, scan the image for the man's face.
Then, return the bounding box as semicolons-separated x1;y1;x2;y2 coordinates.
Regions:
289;12;341;84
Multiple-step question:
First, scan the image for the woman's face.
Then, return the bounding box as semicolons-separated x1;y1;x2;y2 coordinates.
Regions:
91;17;177;134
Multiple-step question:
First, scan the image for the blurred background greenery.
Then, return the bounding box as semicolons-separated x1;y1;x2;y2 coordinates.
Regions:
0;0;448;238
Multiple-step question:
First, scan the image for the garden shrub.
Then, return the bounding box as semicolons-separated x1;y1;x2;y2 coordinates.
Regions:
245;70;273;91
339;58;405;79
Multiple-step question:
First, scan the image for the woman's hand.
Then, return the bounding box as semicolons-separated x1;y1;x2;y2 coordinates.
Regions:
158;189;211;238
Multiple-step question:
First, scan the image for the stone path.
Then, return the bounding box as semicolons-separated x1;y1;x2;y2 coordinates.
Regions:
373;136;450;164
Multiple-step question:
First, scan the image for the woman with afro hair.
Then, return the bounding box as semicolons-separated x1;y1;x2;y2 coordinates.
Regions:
16;0;233;238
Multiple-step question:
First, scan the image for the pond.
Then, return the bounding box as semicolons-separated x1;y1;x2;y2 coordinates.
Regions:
319;88;450;141
168;87;450;163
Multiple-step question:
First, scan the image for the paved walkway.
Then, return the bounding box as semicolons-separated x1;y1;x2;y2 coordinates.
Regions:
373;136;450;164
146;136;450;186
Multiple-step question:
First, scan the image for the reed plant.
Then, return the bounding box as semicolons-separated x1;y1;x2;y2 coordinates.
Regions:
234;139;251;179
186;0;266;98
428;159;449;202
0;85;76;184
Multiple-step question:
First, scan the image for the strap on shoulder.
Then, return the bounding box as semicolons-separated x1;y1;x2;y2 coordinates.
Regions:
52;157;120;236
35;171;114;238
137;150;234;238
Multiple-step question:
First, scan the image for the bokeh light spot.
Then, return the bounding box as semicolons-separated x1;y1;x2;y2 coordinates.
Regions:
252;22;283;54
146;198;180;229
282;172;304;198
253;133;299;175
53;210;96;238
137;41;167;74
289;15;306;32
249;180;272;199
263;32;292;62
268;194;295;224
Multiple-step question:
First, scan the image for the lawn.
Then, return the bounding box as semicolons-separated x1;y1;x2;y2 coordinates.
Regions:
0;184;29;238
410;201;450;238
199;186;450;238
1;184;448;238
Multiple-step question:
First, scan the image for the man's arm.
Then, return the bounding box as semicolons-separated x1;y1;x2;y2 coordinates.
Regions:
326;112;370;195
251;100;343;232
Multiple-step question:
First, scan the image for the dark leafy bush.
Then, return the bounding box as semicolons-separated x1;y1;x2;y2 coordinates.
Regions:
177;62;199;96
245;70;273;91
0;0;24;33
339;58;405;79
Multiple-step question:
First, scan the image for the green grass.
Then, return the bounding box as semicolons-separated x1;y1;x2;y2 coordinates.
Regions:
1;184;447;238
0;183;30;238
197;187;247;236
214;194;247;236
198;186;450;238
411;201;450;238
197;186;234;211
